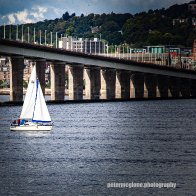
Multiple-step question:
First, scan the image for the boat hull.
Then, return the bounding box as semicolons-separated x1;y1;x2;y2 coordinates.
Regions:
10;125;52;131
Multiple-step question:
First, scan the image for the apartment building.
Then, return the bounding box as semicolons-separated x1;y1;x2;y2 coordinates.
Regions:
59;36;105;54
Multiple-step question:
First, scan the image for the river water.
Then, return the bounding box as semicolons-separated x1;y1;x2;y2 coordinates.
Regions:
0;99;196;195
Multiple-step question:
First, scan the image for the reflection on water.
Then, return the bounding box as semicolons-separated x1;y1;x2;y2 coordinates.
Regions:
0;99;196;195
14;131;51;137
0;95;77;102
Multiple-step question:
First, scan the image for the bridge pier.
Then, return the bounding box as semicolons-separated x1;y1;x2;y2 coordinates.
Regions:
51;63;65;101
130;72;144;98
169;76;181;98
191;79;196;97
36;59;46;95
68;65;84;100
84;67;100;100
180;78;191;97
144;73;157;98
100;68;116;99
115;70;130;99
10;56;24;101
157;75;169;98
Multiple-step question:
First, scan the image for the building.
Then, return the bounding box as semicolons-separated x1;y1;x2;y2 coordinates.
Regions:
91;26;101;34
188;3;196;14
23;60;32;83
144;46;167;53
172;18;188;26
193;39;196;61
0;57;10;87
45;63;51;86
144;45;192;55
59;36;105;54
192;18;196;27
145;45;181;54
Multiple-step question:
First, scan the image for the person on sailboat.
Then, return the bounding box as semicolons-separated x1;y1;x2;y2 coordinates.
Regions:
17;118;20;125
11;120;17;125
20;119;26;125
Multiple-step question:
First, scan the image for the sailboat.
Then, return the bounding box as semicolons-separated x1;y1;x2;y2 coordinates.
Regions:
10;65;52;131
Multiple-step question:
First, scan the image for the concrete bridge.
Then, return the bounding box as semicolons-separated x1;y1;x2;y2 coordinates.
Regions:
0;39;196;101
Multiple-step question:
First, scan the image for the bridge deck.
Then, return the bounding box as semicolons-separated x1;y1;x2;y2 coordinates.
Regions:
0;39;196;79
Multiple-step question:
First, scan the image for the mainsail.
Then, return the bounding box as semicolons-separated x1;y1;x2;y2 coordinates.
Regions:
20;66;51;122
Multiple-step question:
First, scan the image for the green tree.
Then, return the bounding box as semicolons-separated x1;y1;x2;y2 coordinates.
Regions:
147;31;163;45
101;21;120;32
122;18;148;45
162;33;174;45
62;12;70;20
66;26;74;36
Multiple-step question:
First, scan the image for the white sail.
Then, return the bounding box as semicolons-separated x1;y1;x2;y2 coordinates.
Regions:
20;66;37;120
32;80;51;122
20;65;51;122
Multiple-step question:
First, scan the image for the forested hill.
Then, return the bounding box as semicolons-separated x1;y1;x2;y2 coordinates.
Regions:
1;0;196;47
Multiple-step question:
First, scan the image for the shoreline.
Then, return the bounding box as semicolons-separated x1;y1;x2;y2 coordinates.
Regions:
0;88;64;95
0;96;195;107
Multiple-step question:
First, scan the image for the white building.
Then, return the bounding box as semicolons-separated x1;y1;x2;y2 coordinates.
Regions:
0;58;9;85
59;36;105;54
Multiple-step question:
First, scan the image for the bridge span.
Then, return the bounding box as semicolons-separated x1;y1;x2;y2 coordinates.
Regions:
0;39;196;101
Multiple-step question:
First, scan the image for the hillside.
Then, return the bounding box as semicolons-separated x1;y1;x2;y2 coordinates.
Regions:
0;1;196;47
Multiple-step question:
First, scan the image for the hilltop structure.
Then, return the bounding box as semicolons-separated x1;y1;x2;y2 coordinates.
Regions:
193;39;196;61
59;36;105;54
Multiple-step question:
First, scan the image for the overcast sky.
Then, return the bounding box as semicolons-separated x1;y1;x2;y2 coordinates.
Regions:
0;0;192;25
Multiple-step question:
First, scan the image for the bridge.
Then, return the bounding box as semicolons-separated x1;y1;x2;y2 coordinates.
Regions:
0;39;196;101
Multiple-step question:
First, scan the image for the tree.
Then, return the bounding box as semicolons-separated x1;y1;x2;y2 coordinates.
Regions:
71;13;76;18
101;21;120;32
62;12;70;20
147;31;163;45
122;18;148;45
186;32;196;46
162;33;174;45
0;80;3;86
102;31;123;45
66;25;74;36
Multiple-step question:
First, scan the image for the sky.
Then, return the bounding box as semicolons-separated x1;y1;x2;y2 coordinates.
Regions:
0;0;192;25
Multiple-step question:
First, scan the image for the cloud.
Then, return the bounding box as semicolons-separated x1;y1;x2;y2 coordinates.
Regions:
7;14;16;24
125;0;190;10
15;9;34;23
0;0;192;24
30;6;48;21
1;6;48;24
52;7;64;16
